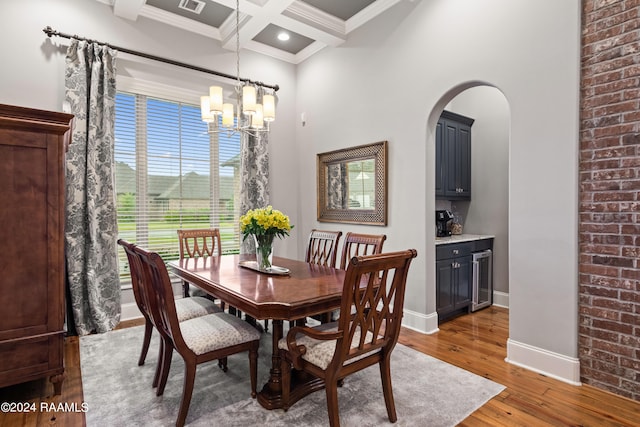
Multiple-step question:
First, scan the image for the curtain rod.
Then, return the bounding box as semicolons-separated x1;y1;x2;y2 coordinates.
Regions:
43;26;279;92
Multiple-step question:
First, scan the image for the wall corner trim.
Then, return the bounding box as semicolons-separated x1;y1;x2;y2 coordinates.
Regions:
402;309;439;334
492;291;509;308
506;338;582;386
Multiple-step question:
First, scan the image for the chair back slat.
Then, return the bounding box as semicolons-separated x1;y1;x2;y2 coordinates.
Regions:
133;245;190;352
118;239;154;323
339;232;386;269
336;249;417;364
305;229;342;268
178;229;222;258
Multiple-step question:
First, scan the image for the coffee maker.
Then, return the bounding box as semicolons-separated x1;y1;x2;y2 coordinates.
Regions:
435;210;454;237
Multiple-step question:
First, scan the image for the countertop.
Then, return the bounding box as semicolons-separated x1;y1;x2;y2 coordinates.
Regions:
435;234;495;245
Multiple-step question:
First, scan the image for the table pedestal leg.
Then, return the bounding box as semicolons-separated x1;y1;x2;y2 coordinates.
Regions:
256;319;328;410
257;319;285;409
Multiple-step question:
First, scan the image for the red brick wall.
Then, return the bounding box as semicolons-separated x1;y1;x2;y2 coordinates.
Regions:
580;0;640;401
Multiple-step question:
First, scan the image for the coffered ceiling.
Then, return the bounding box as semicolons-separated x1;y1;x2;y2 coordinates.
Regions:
99;0;406;64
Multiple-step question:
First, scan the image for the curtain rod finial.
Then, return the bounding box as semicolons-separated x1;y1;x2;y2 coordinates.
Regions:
43;26;54;37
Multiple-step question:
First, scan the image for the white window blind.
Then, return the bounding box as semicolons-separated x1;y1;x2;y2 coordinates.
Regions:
115;91;241;287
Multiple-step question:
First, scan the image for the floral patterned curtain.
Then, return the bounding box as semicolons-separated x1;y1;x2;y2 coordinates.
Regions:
239;86;272;255
239;129;270;254
64;39;121;335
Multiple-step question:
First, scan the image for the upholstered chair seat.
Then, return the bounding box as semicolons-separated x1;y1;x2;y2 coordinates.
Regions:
181;313;260;356
278;323;378;370
175;296;222;322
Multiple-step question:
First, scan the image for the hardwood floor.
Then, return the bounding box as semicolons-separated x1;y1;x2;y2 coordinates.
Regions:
1;307;638;426
398;307;640;426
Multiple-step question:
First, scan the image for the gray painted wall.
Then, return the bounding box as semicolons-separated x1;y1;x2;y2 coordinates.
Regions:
0;0;582;382
294;0;581;381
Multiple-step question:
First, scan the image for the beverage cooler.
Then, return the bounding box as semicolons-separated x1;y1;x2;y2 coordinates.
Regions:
471;249;492;311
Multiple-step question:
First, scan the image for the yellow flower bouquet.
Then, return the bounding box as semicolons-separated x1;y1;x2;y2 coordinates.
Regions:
240;206;293;270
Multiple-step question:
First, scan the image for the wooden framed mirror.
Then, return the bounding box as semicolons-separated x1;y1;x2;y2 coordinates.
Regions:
317;141;387;225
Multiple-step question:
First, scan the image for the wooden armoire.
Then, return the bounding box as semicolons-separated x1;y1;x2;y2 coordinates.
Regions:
0;104;73;394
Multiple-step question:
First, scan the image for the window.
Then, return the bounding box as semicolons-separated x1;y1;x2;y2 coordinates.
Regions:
115;91;241;287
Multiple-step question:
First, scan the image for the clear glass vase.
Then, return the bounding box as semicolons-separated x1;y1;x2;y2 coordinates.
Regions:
253;234;274;271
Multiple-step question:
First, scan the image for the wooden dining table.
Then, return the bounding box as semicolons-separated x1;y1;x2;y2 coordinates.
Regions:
168;254;346;410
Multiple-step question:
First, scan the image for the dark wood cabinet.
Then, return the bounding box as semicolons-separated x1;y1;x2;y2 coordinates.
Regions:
435;110;474;200
436;238;493;322
436;241;473;321
436;255;472;318
0;104;73;394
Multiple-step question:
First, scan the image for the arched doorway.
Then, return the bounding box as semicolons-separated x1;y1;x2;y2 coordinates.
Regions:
430;83;511;323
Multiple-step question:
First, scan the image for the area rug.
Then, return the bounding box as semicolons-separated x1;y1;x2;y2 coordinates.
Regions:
80;325;504;426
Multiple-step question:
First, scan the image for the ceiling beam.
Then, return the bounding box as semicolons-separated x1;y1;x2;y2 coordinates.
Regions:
346;0;403;33
275;12;345;47
140;5;221;40
113;0;146;21
219;0;297;51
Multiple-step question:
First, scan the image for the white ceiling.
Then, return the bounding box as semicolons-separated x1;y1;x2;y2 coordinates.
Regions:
98;0;407;64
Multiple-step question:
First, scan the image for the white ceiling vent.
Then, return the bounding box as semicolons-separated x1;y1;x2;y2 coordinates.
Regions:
178;0;206;14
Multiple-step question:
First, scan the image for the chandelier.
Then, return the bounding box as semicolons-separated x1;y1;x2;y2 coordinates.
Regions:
200;0;276;136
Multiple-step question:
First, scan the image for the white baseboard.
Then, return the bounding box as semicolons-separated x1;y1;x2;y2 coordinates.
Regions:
402;308;439;334
506;338;581;385
493;290;509;308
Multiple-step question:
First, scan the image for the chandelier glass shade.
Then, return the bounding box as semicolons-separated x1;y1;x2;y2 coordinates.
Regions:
199;0;276;136
200;84;276;135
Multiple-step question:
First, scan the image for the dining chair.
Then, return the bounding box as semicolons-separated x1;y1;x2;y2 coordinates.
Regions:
325;232;387;323
176;228;262;328
278;249;418;427
117;239;222;379
305;229;343;268
177;228;222;298
338;232;387;270
303;229;343;325
133;243;261;427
